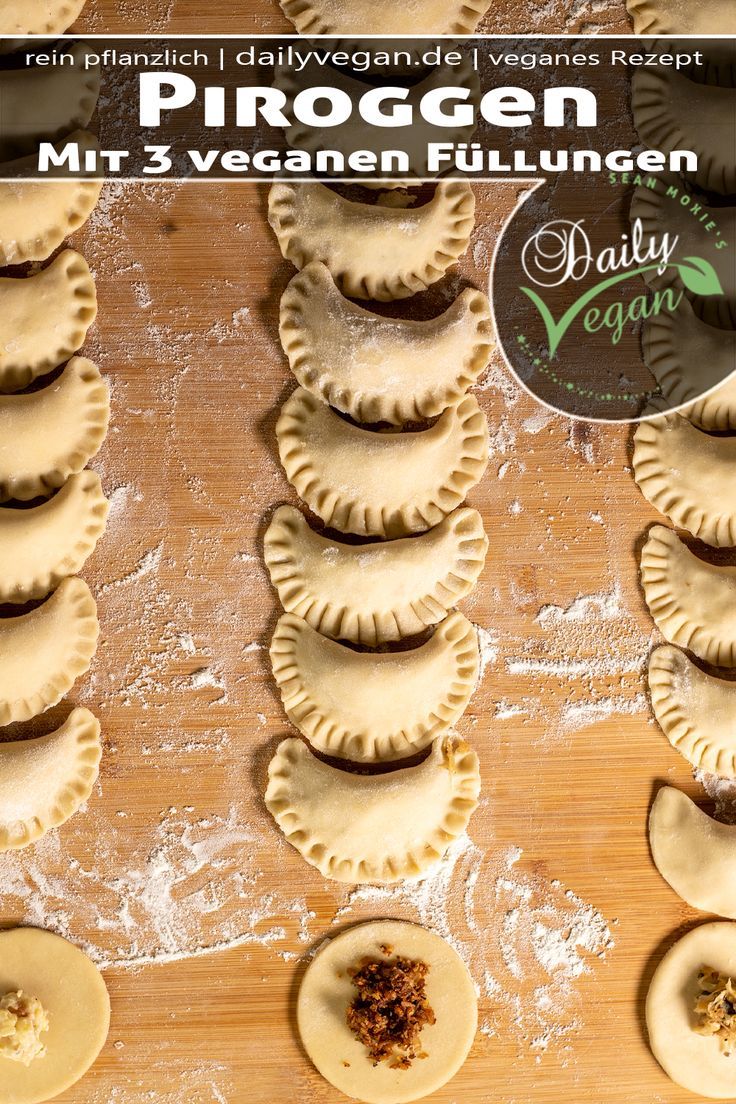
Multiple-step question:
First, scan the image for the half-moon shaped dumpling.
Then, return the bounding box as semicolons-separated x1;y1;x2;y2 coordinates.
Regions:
0;358;109;502
270;611;479;762
0;577;98;726
630;182;736;327
632;68;736;195
650;786;736;917
264;504;488;645
643;295;736;429
280;0;490;33
277;388;489;538
0;470;109;602
268;181;475;301
633;410;736;547
628;0;736;35
280;262;493;425
649;644;736;777
265;734;480;883
0;41;99;161
0;707;101;851
640;525;736;667
0;132;102;265
275;58;479;184
0;0;87;35
0;251;97;394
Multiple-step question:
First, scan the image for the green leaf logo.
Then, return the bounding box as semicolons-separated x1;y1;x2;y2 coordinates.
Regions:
676;256;724;297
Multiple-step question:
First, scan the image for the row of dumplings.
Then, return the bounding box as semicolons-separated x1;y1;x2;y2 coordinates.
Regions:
630;44;736;935
281;0;723;35
260;180;493;884
0;27;109;853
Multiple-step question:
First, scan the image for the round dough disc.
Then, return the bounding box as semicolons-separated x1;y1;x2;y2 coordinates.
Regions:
0;928;110;1104
297;919;477;1104
647;921;736;1098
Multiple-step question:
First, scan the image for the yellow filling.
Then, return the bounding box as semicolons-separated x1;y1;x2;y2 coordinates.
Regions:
695;966;736;1055
0;991;49;1066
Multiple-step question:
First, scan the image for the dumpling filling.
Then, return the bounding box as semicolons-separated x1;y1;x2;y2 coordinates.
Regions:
0;991;49;1065
694;966;736;1055
346;951;436;1069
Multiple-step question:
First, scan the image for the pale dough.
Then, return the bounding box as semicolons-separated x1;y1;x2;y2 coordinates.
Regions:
276;388;489;538
628;0;736;33
265;735;480;883
0;252;97;394
275;58;479;183
647;921;736;1097
0;707;101;852
270;610;479;762
0;927;109;1104
279;261;493;426
0;132;102;266
280;0;490;33
649;645;736;777
640;525;736;667
268;181;475;302
0;576;98;726
633;410;736;546
297;919;477;1103
0;358;109;501
264;504;488;645
0;0;87;35
0;42;98;161
0;470;108;603
650;786;736;918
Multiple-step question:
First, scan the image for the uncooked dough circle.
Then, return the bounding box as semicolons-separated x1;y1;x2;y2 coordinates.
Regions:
0;927;109;1104
297;919;476;1104
647;922;736;1098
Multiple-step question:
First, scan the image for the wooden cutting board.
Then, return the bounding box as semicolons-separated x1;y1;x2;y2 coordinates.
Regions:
2;3;715;1103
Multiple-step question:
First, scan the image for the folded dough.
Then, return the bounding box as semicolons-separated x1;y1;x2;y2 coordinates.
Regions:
650;786;736;918
0;707;101;851
265;735;480;883
632;68;736;196
277;388;489;538
280;0;490;33
270;611;479;762
275;58;479;184
280;262;493;425
633;410;736;546
0;41;99;161
641;525;736;666
0;132;102;265
643;295;736;428
0;358;108;502
0;251;97;394
0;0;87;35
268;181;475;301
0;576;98;726
627;0;736;33
0;470;109;603
264;504;488;645
649;644;736;777
630;182;736;326
647;921;736;1098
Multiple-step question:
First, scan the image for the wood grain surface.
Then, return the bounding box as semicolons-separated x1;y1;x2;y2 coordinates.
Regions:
2;3;720;1103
